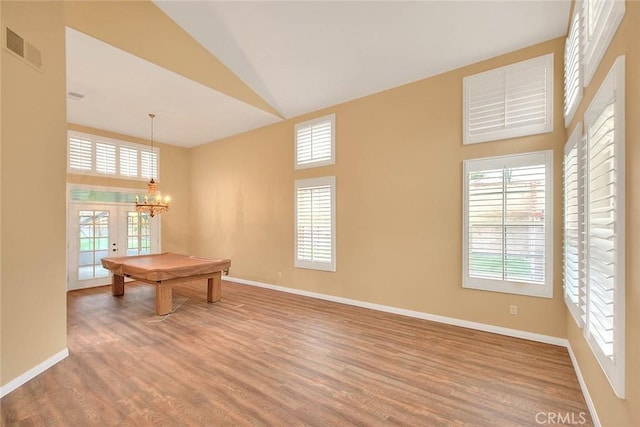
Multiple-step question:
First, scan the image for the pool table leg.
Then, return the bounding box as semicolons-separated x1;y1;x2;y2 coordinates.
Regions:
112;274;125;296
156;285;173;315
207;271;222;303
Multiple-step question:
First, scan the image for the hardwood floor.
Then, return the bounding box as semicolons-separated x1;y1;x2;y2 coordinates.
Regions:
2;281;591;426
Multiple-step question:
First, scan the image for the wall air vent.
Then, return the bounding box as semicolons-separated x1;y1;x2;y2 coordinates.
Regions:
3;26;43;71
6;27;24;57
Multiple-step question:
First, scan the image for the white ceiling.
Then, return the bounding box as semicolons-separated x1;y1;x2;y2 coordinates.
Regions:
66;0;571;148
65;27;281;147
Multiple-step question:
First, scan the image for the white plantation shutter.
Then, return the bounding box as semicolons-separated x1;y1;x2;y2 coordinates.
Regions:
69;137;92;171
463;151;552;298
564;10;582;126
67;131;160;181
463;54;553;144
579;134;589;326
119;146;138;177
582;0;625;86
95;141;117;175
295;176;336;271
140;150;158;180
563;125;584;326
582;56;625;398
295;114;335;169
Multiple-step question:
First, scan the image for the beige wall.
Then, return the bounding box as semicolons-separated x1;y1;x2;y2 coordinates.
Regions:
190;37;568;339
2;2;637;424
564;2;640;425
1;1;68;384
67;124;191;254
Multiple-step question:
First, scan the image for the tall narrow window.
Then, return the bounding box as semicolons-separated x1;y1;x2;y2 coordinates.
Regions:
582;0;625;86
127;211;151;256
582;56;625;398
295;176;335;272
78;210;110;280
295;114;335;169
463;151;553;298
564;10;582;126
463;54;553;144
563;125;584;326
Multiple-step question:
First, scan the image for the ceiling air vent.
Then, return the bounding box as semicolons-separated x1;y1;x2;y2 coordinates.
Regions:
3;26;43;71
67;91;85;101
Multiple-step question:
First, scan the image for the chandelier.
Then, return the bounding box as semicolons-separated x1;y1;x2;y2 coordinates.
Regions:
135;113;170;217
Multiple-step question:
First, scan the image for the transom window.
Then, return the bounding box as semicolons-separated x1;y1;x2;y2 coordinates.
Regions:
68;131;159;181
294;114;335;169
463;54;553;144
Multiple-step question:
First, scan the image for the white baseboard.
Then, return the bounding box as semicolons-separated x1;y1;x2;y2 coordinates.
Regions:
567;344;601;426
0;348;69;398
225;276;567;346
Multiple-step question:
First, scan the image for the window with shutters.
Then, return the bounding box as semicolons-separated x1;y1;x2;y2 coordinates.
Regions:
582;0;625;87
95;142;117;175
140;150;158;181
295;176;336;272
463;151;553;298
68;136;92;171
119;146;138;178
295;114;335;169
564;10;583;127
67;131;159;181
563;125;584;327
581;56;625;398
463;54;553;145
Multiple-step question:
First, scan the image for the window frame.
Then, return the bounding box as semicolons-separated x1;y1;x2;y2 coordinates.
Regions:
564;9;583;126
68;131;159;182
463;53;554;145
294;114;335;170
563;124;584;327
582;55;625;398
462;150;553;298
294;176;336;272
582;0;625;87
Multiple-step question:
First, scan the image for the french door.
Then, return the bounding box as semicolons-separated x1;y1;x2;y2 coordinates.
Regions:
68;203;159;290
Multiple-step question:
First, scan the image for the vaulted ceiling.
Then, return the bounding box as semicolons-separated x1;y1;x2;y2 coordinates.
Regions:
66;0;570;148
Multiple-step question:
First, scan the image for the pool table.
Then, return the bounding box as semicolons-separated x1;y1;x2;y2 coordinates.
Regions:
101;252;231;315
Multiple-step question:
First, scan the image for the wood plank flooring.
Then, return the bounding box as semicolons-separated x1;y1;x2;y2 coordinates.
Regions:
1;281;592;426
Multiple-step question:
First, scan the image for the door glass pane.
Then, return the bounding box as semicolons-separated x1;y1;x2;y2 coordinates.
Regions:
126;211;151;256
78;210;110;280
